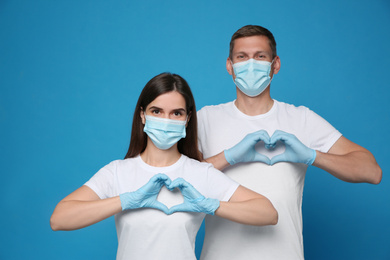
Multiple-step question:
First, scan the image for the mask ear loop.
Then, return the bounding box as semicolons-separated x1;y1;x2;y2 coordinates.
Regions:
230;59;238;86
268;58;276;83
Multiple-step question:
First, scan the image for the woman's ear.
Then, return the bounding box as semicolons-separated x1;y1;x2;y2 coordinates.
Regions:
185;112;192;127
140;107;145;124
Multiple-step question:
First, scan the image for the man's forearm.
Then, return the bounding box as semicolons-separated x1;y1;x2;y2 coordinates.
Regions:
313;150;382;184
204;151;230;171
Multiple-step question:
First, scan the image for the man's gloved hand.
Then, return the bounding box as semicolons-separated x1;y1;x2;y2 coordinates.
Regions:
119;173;171;214
224;130;271;165
269;130;316;165
167;178;220;215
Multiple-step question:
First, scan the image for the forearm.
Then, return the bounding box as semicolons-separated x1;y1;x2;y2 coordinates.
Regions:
215;198;278;226
50;196;122;231
313;150;382;184
204;151;230;171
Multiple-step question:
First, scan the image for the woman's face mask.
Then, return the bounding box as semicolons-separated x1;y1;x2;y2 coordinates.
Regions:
143;115;187;150
232;58;274;97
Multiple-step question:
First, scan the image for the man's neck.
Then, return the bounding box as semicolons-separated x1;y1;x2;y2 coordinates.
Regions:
235;88;274;116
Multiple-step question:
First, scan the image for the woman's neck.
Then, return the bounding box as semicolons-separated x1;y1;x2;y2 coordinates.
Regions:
140;143;181;167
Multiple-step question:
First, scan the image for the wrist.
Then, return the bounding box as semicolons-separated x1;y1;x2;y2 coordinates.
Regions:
307;149;317;165
205;198;220;215
224;149;235;165
119;192;135;211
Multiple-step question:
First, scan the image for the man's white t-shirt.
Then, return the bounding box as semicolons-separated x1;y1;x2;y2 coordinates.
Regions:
198;100;342;260
85;155;239;260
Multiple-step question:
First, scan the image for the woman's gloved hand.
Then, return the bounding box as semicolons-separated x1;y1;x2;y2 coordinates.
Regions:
167;178;220;215
119;173;171;214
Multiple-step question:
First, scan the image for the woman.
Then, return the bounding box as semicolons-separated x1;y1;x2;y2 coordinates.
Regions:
50;72;278;260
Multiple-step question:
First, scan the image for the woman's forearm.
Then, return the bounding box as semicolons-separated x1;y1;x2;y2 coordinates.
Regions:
215;198;278;226
50;196;122;231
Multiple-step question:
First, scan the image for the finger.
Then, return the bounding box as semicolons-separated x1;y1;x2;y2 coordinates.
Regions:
153;173;170;183
270;153;288;165
169;203;192;214
256;130;271;141
180;184;203;199
151;174;173;190
253;153;271;165
167;178;188;190
163;176;172;186
270;131;290;145
251;130;271;144
150;201;170;214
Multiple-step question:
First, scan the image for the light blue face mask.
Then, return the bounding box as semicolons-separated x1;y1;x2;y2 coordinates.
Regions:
232;58;274;97
143;115;187;150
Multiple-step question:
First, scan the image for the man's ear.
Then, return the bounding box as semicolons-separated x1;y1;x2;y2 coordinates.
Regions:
226;57;234;76
140;107;145;124
272;56;281;75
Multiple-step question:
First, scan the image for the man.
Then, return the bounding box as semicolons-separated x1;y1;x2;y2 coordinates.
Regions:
197;25;382;260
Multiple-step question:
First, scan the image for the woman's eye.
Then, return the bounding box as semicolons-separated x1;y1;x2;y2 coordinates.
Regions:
152;110;160;115
174;111;182;116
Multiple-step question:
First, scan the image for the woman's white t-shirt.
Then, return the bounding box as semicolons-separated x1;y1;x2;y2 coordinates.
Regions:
85;155;239;260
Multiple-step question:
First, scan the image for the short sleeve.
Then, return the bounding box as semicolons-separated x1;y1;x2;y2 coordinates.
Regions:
84;161;117;199
205;165;239;202
197;108;207;154
305;109;342;153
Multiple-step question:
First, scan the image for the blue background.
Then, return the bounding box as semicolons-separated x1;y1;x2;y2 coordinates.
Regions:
1;0;389;259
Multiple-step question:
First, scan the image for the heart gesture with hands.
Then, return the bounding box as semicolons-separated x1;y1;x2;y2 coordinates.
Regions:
167;178;220;215
224;129;316;166
119;174;220;216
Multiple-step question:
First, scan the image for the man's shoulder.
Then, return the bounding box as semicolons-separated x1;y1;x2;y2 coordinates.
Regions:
274;99;311;115
198;101;234;114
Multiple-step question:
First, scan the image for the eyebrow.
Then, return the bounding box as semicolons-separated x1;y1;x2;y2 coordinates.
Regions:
233;50;271;55
148;106;187;113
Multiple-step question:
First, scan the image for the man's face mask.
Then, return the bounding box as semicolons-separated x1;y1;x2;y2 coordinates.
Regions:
232;58;274;97
143;115;187;150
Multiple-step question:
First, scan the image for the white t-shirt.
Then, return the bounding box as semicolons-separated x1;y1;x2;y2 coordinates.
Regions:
198;100;342;260
85;155;239;260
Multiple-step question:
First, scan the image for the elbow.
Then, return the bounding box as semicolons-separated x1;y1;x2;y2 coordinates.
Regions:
363;162;382;185
50;217;58;231
371;165;382;185
50;215;60;231
50;213;65;231
270;209;278;225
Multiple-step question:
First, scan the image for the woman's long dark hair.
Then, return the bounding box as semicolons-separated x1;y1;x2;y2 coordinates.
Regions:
124;72;201;161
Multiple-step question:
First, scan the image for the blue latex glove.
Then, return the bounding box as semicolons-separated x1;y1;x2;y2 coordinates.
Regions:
269;130;316;165
119;173;171;214
224;130;271;165
167;178;220;215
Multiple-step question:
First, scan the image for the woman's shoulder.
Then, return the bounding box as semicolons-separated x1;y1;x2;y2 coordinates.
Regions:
181;155;215;172
102;157;139;171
